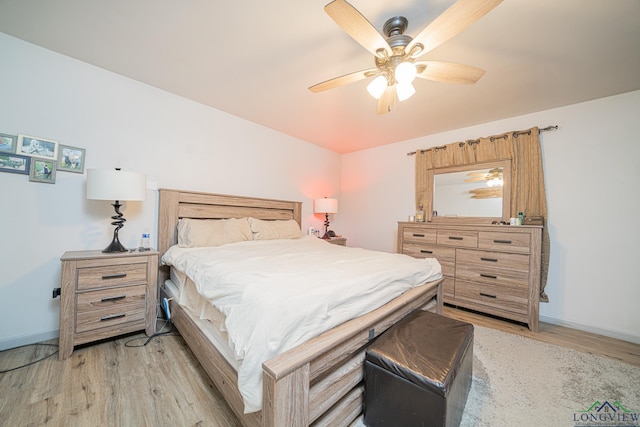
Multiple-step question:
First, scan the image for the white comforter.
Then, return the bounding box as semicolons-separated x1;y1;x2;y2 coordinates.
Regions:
162;236;441;413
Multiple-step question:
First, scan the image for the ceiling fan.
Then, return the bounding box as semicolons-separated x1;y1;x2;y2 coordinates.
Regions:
309;0;503;114
465;167;504;186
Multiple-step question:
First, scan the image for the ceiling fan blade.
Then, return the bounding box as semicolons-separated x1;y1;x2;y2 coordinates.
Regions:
376;85;396;115
325;0;391;57
309;68;378;93
415;61;485;84
407;0;503;58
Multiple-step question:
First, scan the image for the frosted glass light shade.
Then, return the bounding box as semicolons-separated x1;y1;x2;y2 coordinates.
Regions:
397;82;416;101
395;62;417;83
367;75;388;99
86;169;147;201
314;198;338;214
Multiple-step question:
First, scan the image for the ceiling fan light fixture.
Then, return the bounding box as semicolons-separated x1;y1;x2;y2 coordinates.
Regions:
395;61;417;84
396;82;416;101
367;75;388;99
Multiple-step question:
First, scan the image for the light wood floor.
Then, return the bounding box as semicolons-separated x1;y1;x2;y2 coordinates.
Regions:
1;310;638;426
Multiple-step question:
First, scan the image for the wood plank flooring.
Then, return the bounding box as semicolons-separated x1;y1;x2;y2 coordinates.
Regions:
1;310;638;426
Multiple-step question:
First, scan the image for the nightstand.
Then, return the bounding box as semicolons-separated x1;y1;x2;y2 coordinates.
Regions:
58;249;159;359
327;237;347;246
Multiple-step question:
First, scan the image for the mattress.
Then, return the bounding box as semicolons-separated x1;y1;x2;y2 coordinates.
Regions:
164;276;239;371
162;236;442;413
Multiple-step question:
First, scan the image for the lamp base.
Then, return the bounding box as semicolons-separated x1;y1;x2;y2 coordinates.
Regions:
102;200;128;253
102;236;128;253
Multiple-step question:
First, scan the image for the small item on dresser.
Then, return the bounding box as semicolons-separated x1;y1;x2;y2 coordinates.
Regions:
408;215;415;222
510;217;519;226
518;212;524;225
141;228;151;250
415;204;425;222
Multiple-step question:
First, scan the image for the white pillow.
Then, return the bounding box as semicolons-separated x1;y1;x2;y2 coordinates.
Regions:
248;217;301;240
177;217;252;248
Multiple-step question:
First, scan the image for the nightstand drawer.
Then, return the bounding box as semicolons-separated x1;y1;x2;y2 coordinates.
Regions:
76;286;146;334
77;263;148;290
76;284;146;314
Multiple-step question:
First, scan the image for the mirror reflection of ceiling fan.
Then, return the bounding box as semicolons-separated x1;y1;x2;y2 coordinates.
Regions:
465;167;503;187
309;0;503;114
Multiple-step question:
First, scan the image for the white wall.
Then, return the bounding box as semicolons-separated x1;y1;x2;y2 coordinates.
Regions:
0;34;341;349
341;90;640;343
2;31;638;348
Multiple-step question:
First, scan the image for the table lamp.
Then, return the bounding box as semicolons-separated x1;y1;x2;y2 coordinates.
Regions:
314;197;338;239
86;168;146;253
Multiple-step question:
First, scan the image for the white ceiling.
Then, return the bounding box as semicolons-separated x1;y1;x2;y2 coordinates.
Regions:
1;0;639;154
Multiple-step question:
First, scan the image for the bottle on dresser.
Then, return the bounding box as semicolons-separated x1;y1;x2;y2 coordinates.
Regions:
415;204;425;222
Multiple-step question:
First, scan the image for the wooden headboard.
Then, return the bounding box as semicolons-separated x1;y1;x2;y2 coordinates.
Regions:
157;189;302;288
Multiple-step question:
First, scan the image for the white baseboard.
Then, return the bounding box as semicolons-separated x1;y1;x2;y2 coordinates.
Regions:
539;315;640;345
0;330;59;352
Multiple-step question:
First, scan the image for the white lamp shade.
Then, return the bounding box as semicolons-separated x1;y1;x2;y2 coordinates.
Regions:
314;198;338;214
397;82;416;101
367;75;388;99
86;169;147;201
395;62;417;84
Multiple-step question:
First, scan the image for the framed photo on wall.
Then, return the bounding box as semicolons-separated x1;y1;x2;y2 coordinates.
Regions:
0;153;30;175
16;134;58;160
29;158;57;183
0;133;17;153
57;145;86;173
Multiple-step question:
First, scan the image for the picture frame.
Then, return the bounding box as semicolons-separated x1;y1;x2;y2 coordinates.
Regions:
0;153;30;175
16;134;58;161
29;158;57;184
0;133;17;153
57;145;86;173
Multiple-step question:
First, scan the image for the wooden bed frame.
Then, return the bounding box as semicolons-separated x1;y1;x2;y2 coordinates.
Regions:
157;189;443;427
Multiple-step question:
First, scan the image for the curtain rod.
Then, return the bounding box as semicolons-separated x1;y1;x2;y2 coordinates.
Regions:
406;125;558;156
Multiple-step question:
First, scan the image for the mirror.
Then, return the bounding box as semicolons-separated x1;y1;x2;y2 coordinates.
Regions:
428;160;511;222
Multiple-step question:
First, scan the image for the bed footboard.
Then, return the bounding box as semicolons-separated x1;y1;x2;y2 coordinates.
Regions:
262;279;443;426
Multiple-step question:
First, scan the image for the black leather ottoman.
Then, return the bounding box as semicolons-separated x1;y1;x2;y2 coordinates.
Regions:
364;310;473;427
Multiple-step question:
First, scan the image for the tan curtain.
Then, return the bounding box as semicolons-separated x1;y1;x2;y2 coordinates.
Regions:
414;127;550;302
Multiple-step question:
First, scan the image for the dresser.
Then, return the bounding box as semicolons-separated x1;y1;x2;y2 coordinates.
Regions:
59;250;159;359
398;222;542;331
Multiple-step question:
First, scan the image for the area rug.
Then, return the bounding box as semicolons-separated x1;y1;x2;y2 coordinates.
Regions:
460;326;640;427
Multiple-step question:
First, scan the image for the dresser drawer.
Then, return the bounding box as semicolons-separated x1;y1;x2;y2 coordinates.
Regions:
442;277;455;299
77;263;148;291
436;229;478;248
76;285;146;334
478;231;530;253
403;243;455;276
455;280;528;315
456;249;530;288
402;227;437;244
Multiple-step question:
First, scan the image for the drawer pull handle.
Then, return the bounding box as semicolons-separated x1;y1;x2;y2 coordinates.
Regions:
100;313;126;322
480;273;498;279
480;292;497;299
102;273;127;280
448;236;463;241
101;295;126;302
493;239;512;244
420;250;433;254
480;257;498;262
412;233;425;237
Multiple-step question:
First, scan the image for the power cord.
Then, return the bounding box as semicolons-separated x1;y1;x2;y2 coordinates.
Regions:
0;343;59;373
123;317;177;348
